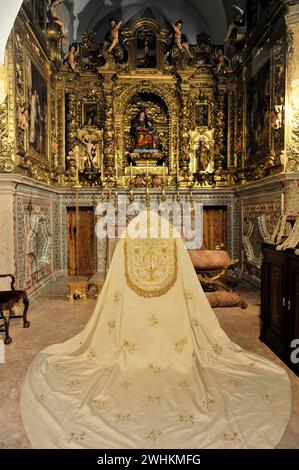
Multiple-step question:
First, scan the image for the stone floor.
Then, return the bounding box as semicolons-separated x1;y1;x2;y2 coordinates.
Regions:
0;280;298;449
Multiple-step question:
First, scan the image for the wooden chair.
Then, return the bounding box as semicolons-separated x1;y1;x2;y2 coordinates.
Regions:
0;274;30;345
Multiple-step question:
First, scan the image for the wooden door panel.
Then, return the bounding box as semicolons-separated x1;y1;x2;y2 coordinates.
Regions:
67;207;94;277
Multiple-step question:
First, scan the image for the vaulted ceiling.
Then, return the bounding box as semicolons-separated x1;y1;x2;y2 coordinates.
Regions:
62;0;247;45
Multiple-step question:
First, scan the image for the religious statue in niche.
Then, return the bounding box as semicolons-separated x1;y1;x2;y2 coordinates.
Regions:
129;109;163;166
130;110;161;150
196;140;214;173
77;129;102;184
136;28;156;68
194;104;209;127
47;0;67;40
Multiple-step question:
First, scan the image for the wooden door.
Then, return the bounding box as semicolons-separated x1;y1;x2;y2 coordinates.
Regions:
287;256;299;374
202;207;227;250
260;247;286;356
67;207;94;277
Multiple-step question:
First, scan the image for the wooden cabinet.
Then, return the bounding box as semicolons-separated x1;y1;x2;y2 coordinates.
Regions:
261;244;299;376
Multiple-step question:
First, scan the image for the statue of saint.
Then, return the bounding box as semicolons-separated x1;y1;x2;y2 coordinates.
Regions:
130;110;160;150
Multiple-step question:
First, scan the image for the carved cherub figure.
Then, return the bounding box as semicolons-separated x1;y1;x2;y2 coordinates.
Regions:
18;103;29;130
215;48;229;73
63;44;80;73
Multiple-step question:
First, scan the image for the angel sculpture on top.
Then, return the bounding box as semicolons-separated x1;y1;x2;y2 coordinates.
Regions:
171;20;193;60
47;0;67;40
63;44;80;73
215;48;229;74
224;4;246;43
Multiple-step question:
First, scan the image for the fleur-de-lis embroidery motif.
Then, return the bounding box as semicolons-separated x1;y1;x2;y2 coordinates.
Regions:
147;363;161;375
149;314;159;328
108;320;116;333
174;338;188;354
223;432;240;442
184;291;193;301
87;348;97;361
226;379;242;388
120;381;132;389
35;394;47;403
70;432;87;442
147;395;162;405
145;429;162;444
205;399;216;410
177;380;190;389
114;292;122;304
67;380;80;390
213;344;223;355
191;319;199;328
52;361;66;371
201;398;217;411
263;394;275;405
178;414;196;425
91;399;107;410
247;362;257;369
115;413;131;423
123;340;137;354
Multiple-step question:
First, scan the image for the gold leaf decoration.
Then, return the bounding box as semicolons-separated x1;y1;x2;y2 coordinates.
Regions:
174;338;188;354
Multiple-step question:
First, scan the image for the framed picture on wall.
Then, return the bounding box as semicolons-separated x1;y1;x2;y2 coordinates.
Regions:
83;102;98;127
27;58;48;160
194;103;209;127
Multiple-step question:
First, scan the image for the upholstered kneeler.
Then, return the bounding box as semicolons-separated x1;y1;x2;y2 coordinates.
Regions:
206;291;248;309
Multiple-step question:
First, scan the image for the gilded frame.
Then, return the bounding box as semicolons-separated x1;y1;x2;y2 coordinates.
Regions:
24;53;50;165
194;103;210;128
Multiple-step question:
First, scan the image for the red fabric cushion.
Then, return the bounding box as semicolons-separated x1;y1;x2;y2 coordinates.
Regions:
188;250;231;270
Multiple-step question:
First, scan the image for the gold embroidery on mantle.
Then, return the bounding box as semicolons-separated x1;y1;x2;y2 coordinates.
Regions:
115;413;132;423
124;239;177;298
147;395;162;404
149;314;159;328
70;432;87;442
145;429;162;443
223;432;241;442
177;380;190;389
178;414;196;425
174;338;188;354
91;399;108;410
123;339;138;354
120;381;133;389
108;320;116;333
147;363;161;375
